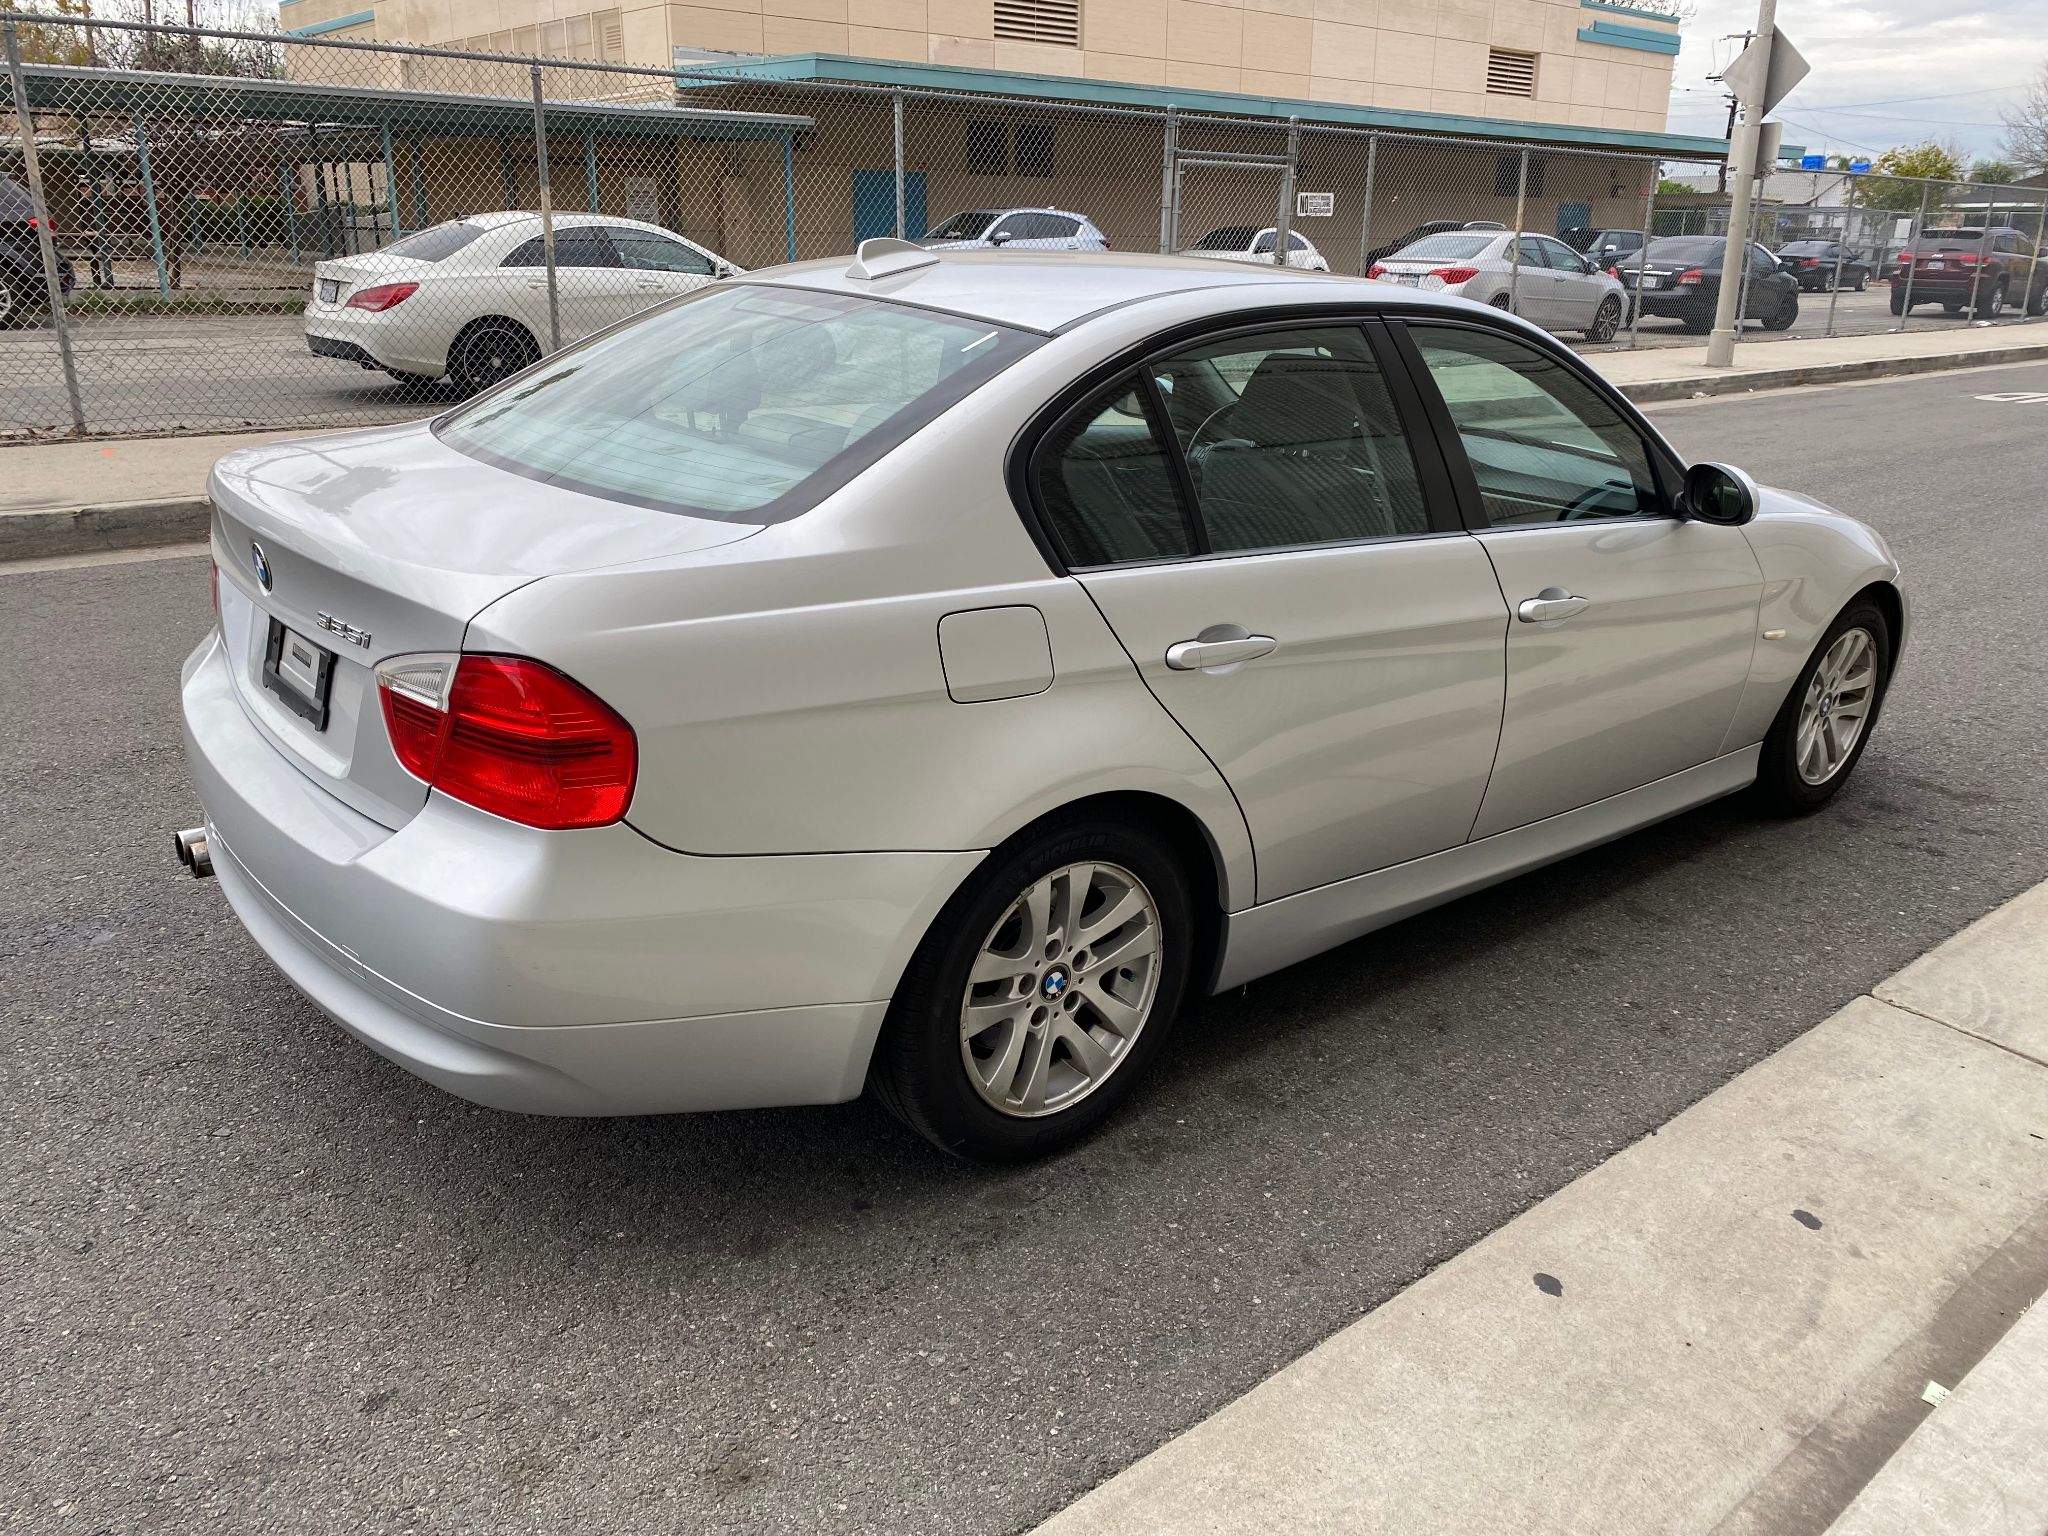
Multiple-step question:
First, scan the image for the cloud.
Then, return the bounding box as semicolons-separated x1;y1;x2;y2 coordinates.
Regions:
1664;0;2048;162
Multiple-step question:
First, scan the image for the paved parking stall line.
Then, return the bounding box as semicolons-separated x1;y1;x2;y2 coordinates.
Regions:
1031;882;2048;1536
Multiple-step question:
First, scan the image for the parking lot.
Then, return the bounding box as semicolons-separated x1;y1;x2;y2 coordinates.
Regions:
3;282;2042;439
6;362;2047;1534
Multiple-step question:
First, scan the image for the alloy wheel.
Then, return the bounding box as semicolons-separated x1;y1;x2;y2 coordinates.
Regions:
1795;627;1878;785
959;861;1162;1118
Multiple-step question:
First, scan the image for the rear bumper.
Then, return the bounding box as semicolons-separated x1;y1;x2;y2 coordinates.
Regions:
303;311;447;379
180;633;979;1115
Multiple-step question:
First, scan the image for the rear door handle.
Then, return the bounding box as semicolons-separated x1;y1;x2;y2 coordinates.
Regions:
1517;588;1590;624
1166;631;1278;672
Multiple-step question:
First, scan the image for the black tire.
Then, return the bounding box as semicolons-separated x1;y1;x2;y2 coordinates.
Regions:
1852;270;1868;292
1754;598;1892;816
1942;302;1965;316
1488;292;1513;313
1890;287;1908;316
0;271;20;329
1680;311;1712;333
1585;294;1623;343
2029;283;2048;317
1762;291;1799;330
870;813;1196;1162
449;319;539;397
1971;278;2008;319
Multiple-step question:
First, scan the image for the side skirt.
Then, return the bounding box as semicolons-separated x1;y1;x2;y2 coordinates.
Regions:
1212;746;1761;992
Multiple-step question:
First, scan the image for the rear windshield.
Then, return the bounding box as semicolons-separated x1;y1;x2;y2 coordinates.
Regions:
380;220;489;262
0;176;32;219
436;284;1039;524
927;209;1000;240
1777;241;1831;255
1644;237;1723;263
1191;226;1257;251
1911;228;1985;250
1390;233;1495;262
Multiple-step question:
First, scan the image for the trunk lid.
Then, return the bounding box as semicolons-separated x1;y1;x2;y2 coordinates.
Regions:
209;420;760;829
308;251;436;312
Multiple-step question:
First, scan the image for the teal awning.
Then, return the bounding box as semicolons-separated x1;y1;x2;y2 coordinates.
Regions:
16;62;813;142
674;51;1728;159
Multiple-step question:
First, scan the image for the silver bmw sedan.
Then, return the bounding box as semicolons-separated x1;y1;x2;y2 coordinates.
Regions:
178;242;1906;1161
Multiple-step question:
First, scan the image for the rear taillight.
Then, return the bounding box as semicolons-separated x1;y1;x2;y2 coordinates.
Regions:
27;215;51;234
1899;252;1915;263
1676;268;1704;286
375;653;637;830
345;281;419;312
1429;265;1480;285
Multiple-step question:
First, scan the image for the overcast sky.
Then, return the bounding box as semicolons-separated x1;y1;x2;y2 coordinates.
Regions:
1663;0;2048;167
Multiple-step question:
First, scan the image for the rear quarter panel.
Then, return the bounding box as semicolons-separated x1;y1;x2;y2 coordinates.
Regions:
463;365;1259;909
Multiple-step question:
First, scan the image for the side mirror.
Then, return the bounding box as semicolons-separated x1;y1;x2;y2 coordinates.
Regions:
988;230;1012;247
1681;461;1759;526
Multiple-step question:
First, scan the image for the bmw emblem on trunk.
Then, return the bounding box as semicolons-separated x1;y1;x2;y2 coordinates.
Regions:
250;541;273;592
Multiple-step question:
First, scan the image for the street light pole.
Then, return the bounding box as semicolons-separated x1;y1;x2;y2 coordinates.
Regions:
1706;0;1775;368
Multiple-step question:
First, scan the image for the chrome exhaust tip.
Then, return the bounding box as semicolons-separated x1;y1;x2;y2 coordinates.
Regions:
173;826;213;879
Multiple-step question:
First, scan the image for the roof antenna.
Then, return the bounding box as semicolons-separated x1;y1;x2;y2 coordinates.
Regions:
846;237;940;281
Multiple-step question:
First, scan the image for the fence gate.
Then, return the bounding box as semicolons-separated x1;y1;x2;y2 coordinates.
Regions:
1166;149;1295;262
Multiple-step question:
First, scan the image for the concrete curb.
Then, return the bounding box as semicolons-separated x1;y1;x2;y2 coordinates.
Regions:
1611;341;2048;403
0;497;211;564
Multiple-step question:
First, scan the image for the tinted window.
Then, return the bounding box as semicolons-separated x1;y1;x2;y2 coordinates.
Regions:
1035;381;1195;567
1013;212;1077;240
928;209;1000;241
1193;226;1258;251
1645;237;1724;264
1394;233;1495;262
1410;325;1663;527
0;176;33;220
612;230;714;274
1537;237;1588;272
380;220;487;262
501;229;619;268
439;285;1037;523
1748;245;1777;276
1152;327;1428;553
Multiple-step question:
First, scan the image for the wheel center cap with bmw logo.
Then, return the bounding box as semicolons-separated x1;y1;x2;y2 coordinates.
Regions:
251;541;273;592
1041;967;1070;1001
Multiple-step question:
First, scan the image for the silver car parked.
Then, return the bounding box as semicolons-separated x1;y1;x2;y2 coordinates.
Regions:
179;243;1905;1161
1372;228;1631;340
919;205;1108;251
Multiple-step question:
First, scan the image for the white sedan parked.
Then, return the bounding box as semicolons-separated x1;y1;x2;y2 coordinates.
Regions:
1371;228;1629;341
1181;224;1330;270
187;244;1905;1161
304;210;740;394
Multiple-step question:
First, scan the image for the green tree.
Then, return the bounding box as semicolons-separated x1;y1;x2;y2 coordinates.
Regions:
12;0;96;67
1968;158;2021;186
1656;178;1695;196
2006;60;2048;175
1856;141;1967;213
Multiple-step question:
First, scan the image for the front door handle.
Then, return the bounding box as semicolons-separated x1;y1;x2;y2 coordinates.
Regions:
1516;587;1591;624
1166;628;1278;672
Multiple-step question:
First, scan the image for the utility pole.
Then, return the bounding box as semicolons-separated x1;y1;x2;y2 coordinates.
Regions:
1711;31;1753;195
1706;1;1775;368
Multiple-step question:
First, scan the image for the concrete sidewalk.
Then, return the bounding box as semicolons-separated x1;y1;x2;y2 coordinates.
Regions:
1594;320;2048;402
5;324;2048;562
1033;882;2048;1536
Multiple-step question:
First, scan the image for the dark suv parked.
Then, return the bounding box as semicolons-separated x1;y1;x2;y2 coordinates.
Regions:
1892;227;2047;318
1560;227;1646;268
0;175;75;327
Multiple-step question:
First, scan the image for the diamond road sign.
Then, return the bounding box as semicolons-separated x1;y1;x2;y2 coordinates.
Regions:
1721;31;1810;118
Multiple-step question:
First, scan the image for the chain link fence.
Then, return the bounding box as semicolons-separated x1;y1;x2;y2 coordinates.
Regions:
2;11;2044;439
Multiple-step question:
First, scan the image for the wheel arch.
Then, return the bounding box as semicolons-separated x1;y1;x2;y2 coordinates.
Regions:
445;312;538;370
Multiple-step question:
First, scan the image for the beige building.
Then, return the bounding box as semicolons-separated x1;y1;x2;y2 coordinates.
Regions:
269;0;1721;277
284;0;1689;143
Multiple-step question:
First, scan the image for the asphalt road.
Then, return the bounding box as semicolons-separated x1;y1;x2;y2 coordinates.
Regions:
2;290;2045;437
6;363;2048;1535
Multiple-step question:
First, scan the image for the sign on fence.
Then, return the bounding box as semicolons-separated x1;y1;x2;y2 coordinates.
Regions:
1295;191;1334;218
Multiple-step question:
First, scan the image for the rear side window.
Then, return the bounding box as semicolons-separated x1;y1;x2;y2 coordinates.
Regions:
1193;226;1257;251
379;221;487;262
611;230;715;274
503;228;620;268
1036;382;1196;566
438;285;1038;523
1032;325;1431;564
